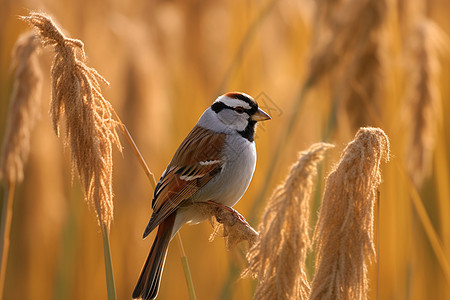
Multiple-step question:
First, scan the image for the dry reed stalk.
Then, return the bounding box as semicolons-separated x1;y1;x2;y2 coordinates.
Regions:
21;13;121;229
403;18;448;187
243;143;334;300
307;0;386;93
0;31;42;185
309;127;390;300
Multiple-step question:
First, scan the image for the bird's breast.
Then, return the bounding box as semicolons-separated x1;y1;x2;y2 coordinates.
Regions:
191;134;257;207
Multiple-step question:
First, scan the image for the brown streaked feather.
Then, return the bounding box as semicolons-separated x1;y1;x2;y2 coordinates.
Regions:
169;126;225;167
143;126;225;238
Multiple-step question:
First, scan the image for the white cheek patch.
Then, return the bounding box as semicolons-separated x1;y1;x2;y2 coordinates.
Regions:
234;114;250;131
215;96;252;110
217;110;248;131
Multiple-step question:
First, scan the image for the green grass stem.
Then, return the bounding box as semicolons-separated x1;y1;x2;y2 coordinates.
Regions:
101;224;117;300
177;234;197;300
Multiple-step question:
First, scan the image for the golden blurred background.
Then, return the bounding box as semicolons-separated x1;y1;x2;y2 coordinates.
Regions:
1;0;450;299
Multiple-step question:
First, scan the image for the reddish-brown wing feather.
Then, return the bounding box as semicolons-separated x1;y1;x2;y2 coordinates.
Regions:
143;126;226;237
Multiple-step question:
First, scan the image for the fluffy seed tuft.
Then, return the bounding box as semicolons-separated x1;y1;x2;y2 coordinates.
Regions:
310;127;390;300
243;143;334;300
22;13;121;228
403;18;448;187
0;31;42;185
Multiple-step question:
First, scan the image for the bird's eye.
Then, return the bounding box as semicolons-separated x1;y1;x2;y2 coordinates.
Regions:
235;106;245;114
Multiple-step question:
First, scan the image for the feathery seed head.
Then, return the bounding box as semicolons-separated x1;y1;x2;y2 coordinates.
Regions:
243;143;334;300
0;31;42;185
310;127;390;300
22;13;121;229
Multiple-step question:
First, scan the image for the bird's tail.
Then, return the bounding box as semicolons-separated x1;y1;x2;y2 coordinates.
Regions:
132;213;176;300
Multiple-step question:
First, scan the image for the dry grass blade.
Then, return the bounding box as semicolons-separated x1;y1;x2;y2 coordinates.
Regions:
403;18;448;187
21;12;121;229
0;31;42;185
310;127;390;300
243;143;334;300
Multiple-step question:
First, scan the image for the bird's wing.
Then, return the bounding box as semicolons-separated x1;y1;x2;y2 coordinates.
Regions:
143;125;226;238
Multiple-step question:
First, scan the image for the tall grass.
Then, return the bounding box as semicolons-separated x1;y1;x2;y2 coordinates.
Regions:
0;1;449;299
0;31;42;299
403;18;448;187
310;128;390;300
244;129;389;300
244;143;334;300
21;13;120;299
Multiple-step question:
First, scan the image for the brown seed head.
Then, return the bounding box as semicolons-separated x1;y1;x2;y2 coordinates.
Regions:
403;19;448;187
22;13;121;229
243;143;334;300
310;127;390;300
308;0;386;91
0;31;42;185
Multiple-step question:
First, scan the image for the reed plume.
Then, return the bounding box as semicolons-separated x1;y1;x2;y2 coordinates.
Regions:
0;30;42;300
337;0;386;130
20;12;121;299
243;143;334;300
311;0;343;48
308;0;386;101
314;0;342;27
403;18;448;187
309;127;390;300
21;13;121;229
0;31;42;185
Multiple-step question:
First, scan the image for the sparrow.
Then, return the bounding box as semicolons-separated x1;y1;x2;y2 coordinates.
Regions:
132;92;271;300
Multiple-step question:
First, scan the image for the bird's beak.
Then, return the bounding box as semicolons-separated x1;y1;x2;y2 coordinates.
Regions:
251;108;271;122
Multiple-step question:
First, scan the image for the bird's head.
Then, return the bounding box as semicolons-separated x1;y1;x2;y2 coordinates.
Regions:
210;92;271;141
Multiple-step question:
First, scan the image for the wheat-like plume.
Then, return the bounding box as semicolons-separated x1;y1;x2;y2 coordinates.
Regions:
403;18;448;187
315;0;342;27
21;13;121;229
337;0;386;130
309;127;390;300
308;0;386;96
311;0;343;47
0;31;42;185
243;143;334;300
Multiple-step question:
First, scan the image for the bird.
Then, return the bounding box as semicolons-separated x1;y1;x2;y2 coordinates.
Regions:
132;92;271;300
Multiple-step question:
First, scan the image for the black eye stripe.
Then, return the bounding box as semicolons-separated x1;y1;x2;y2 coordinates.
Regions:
211;102;228;113
212;101;258;115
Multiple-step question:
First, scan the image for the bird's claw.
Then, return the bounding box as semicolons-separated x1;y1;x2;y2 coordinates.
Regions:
206;201;249;227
